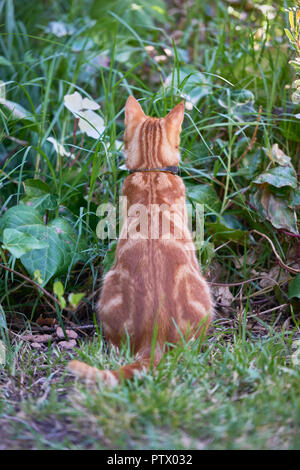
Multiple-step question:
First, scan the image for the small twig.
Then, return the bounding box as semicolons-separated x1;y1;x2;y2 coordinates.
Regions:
69;134;84;167
4;135;30;146
241;279;290;300
278;229;300;239
87;287;101;301
184;170;226;189
209;276;270;287
0;167;19;185
19;324;96;333
0;263;61;308
251;230;300;274
258;304;288;316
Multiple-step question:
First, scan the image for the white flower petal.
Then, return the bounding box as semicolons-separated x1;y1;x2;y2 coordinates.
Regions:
78;110;105;139
82;97;100;110
47;137;71;157
46;21;68;37
185;101;193;110
64;91;83;114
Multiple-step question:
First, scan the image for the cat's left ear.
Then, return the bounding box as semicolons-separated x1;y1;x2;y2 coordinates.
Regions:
125;96;146;128
165;101;185;130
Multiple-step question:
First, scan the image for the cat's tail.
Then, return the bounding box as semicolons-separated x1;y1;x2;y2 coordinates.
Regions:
67;358;151;387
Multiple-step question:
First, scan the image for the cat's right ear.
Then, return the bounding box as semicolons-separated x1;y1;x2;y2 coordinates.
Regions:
125;96;146;128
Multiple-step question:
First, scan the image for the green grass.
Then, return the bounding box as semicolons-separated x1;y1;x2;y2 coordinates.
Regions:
1;0;300;450
1;322;300;450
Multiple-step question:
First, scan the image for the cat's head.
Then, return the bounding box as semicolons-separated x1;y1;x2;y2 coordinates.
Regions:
124;96;184;170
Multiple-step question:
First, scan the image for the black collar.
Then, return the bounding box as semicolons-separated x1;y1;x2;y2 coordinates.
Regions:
129;166;178;175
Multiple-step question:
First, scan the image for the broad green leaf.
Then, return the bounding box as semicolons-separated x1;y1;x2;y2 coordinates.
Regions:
21;194;58;213
206;215;247;243
23;179;52;197
0;204;84;285
289;187;300;209
2;228;48;258
20;225;66;285
20;218;80;284
218;89;256;122
0;206;42;239
186;184;221;212
241;149;264;180
288;275;300;300
251;187;298;234
49;217;81;265
253;165;297;189
164;66;211;106
21;179;57;213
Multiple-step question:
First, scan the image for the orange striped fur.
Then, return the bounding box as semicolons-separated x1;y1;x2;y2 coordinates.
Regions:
68;96;213;385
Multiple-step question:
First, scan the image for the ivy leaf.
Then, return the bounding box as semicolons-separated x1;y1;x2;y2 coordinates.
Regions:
289;187;300;209
23;179;52;196
2;228;48;258
251;187;298;234
218;89;256;122
206;214;247;243
19;225;67;285
164;66;211;107
49;217;83;266
186;183;221;213
288;275;300;300
21;194;58;213
253;165;297;189
0;204;84;285
21;178;58;213
0;206;42;238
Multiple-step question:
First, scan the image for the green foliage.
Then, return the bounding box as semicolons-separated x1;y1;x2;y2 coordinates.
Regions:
0;0;299;330
0;205;84;285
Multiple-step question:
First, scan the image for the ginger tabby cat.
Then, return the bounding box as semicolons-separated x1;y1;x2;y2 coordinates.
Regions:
68;96;213;386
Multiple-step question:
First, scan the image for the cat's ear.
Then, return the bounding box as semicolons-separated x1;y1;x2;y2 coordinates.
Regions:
165;101;184;130
125;96;146;128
